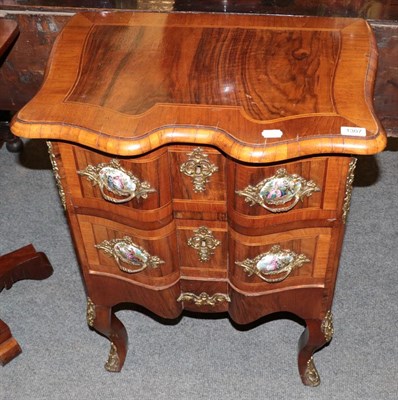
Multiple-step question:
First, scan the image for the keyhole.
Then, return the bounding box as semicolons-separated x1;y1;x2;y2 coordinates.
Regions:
201;240;207;247
195;164;202;174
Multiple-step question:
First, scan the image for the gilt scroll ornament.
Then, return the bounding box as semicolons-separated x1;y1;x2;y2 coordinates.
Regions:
47;141;66;210
86;297;95;328
179;147;218;192
236;168;320;213
342;158;357;224
177;292;231;306
321;310;334;342
303;357;321;387
78;159;155;204
235;245;310;283
95;236;164;274
105;342;120;372
187;226;221;262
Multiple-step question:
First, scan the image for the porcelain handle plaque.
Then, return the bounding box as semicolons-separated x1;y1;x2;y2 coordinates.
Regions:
235;245;310;283
179;147;218;192
236;168;320;213
95;236;164;274
78;159;156;204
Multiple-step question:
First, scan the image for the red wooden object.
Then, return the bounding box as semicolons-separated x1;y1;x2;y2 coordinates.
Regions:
0;245;53;365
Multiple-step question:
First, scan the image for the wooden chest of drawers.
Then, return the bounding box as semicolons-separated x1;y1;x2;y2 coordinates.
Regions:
11;12;386;386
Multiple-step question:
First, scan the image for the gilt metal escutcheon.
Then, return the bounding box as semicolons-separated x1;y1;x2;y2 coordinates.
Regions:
187;226;221;262
179;147;218;192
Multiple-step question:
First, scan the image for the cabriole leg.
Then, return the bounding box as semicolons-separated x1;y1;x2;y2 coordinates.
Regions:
86;298;128;372
298;311;334;386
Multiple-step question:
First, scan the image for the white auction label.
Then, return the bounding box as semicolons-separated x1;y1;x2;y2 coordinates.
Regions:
261;129;283;138
340;126;366;137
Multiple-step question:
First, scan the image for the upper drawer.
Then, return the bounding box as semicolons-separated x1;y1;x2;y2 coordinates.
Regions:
55;142;173;226
169;145;226;199
228;156;353;232
229;226;338;293
169;145;227;217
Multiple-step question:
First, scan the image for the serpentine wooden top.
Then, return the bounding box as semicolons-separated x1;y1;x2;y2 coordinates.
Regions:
11;12;386;162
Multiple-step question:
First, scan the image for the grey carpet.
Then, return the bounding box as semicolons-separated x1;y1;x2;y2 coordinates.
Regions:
0;139;397;400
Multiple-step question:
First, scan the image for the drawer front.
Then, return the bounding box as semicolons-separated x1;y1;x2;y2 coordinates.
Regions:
87;274;183;319
77;215;179;288
228;156;353;232
229;227;334;292
169;145;227;217
177;220;228;276
56;142;172;212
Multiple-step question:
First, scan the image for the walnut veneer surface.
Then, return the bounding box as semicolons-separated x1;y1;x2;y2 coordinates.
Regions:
1;1;398;137
11;12;386;386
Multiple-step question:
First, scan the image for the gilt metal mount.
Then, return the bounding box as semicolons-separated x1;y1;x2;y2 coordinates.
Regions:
78;159;155;204
179;147;218;192
236;168;320;213
235;245;310;283
187;226;221;262
177;292;231;306
95;236;164;274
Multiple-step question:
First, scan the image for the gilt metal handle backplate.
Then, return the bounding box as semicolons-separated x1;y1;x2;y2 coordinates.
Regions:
236;168;320;213
179;147;218;192
235;245;310;283
95;236;164;274
187;226;221;262
78;159;155;204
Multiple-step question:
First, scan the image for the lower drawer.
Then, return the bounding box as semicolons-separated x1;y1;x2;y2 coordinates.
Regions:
177;219;228;274
86;274;183;319
228;287;326;325
77;214;180;288
229;226;337;292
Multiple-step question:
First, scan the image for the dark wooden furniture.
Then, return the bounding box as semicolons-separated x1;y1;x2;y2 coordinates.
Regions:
0;1;397;137
1;18;53;368
0;18;22;152
0;244;53;365
0;19;18;61
11;12;386;386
